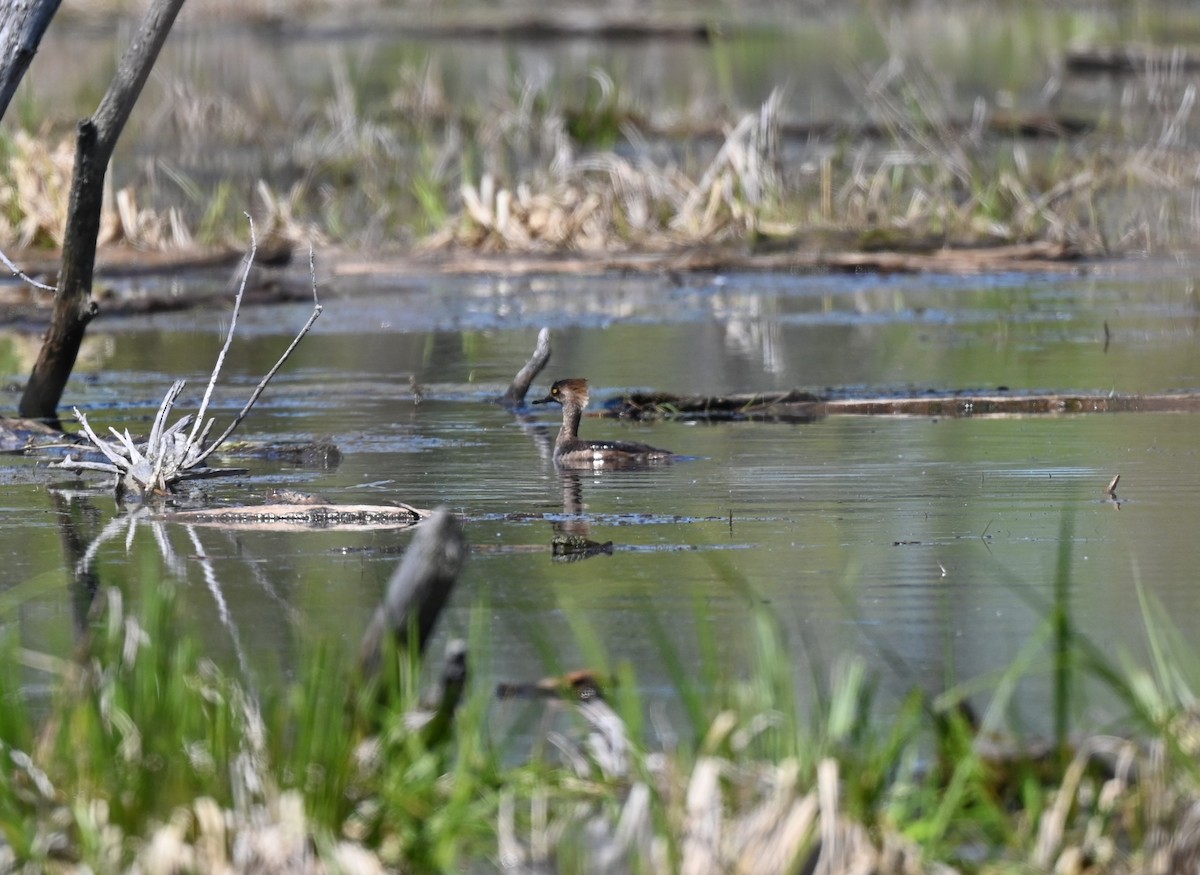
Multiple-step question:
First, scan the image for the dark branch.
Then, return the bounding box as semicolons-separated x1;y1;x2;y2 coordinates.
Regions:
499;327;551;408
0;0;63;123
18;0;187;422
358;509;467;679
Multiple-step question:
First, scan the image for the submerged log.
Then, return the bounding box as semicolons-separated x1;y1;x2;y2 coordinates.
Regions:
0;416;66;452
605;389;1200;423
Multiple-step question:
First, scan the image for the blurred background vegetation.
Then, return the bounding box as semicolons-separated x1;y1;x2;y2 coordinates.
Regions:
4;0;1200;257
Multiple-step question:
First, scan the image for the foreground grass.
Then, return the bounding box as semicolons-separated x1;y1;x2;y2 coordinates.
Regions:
3;526;1200;872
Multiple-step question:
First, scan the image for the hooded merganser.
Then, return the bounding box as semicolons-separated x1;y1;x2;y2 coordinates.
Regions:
533;378;673;467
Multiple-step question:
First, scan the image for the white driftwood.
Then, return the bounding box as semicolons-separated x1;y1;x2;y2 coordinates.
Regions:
52;217;322;494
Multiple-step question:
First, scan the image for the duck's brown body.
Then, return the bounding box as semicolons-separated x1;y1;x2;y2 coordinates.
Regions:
534;378;673;468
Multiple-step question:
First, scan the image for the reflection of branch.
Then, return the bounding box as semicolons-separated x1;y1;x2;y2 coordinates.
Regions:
74;506;152;580
70;506;192;606
214;528;302;625
500;327;551;408
516;410;555;463
182;524;250;679
148;518;187;578
57;498;275;688
50;490;103;635
560;470;585;517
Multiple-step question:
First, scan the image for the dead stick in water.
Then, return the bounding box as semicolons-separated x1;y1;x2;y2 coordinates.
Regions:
358;508;467;679
189;244;323;468
500;327;551;408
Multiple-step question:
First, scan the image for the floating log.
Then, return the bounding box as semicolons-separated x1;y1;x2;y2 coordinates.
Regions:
167;502;430;531
267;12;715;42
604;389;1200;423
1065;44;1200;75
648;111;1096;143
394;240;1083;278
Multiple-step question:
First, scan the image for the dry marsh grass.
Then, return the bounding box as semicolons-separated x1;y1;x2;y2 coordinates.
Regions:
0;129;323;254
427;90;788;253
0;129;190;250
7;8;1200;263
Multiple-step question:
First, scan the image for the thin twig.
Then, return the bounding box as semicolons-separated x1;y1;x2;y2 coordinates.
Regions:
73;409;131;471
191;416;215;457
186;212;256;449
58;456;123;477
190;247;322;467
148;380;186;450
0;248;57;292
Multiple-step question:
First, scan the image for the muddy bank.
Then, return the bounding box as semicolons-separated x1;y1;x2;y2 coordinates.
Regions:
0;238;1089;326
0;243;305;324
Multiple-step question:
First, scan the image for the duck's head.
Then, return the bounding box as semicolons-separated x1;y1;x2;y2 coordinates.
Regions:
533;378;590;408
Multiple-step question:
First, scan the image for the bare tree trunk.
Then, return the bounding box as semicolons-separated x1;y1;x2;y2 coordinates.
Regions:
0;0;62;123
18;0;187;425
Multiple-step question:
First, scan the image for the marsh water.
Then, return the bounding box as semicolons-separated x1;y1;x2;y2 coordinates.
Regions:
3;263;1200;733
7;2;1200;733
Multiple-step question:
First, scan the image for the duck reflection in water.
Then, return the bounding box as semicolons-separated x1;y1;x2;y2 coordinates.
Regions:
551;470;613;563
